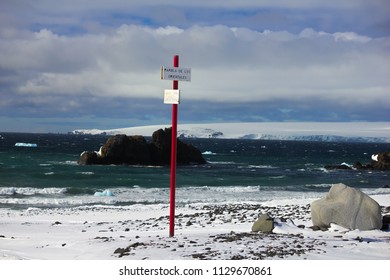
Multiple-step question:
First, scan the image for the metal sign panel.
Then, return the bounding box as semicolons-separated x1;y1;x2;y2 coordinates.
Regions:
164;89;180;104
161;66;191;82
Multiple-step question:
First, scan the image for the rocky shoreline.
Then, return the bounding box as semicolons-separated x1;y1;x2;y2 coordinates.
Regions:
112;202;390;260
1;198;389;260
113;203;318;259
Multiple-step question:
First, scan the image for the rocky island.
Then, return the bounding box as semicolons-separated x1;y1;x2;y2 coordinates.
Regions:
325;151;390;171
78;127;206;166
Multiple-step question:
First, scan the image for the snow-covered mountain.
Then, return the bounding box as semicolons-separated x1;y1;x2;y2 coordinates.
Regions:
72;122;390;143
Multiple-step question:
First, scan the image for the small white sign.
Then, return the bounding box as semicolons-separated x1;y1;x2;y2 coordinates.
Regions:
164;89;180;104
161;66;191;82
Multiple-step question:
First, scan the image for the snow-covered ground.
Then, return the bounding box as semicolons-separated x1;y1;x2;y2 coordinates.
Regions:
73;122;390;142
0;192;389;279
1;194;389;261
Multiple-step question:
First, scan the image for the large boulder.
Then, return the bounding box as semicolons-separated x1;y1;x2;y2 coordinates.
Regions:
311;183;382;230
78;128;206;166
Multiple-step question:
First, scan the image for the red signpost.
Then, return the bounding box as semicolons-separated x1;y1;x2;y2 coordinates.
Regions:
170;55;179;237
160;55;191;237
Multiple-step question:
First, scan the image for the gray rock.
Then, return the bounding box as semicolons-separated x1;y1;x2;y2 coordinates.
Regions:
252;213;274;233
311;183;382;230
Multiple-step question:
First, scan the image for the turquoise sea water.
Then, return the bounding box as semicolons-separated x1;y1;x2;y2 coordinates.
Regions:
0;132;389;209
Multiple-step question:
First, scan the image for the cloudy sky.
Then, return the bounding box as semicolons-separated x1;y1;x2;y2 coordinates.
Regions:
1;0;389;132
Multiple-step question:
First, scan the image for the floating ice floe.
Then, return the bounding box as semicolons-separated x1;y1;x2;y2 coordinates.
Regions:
371;154;379;161
15;143;38;147
202;151;216;155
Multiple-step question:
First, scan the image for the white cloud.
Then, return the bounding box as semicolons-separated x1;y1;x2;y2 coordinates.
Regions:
0;0;388;132
1;25;388;107
2;0;390;127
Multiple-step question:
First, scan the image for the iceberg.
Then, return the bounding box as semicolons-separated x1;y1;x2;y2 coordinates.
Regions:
15;143;38;147
202;151;216;155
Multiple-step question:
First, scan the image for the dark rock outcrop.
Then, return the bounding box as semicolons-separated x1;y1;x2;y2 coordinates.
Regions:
357;151;390;170
100;135;151;165
150;128;207;165
78;128;206;166
325;151;390;171
79;151;100;165
324;163;352;170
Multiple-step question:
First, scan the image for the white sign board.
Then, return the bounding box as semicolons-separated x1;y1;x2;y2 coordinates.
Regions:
164;89;180;104
161;66;191;82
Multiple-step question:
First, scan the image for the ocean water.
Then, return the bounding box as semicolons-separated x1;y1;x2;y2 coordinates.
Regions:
0;132;389;209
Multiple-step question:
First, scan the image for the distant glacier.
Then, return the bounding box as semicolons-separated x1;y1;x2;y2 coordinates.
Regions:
72;122;390;143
